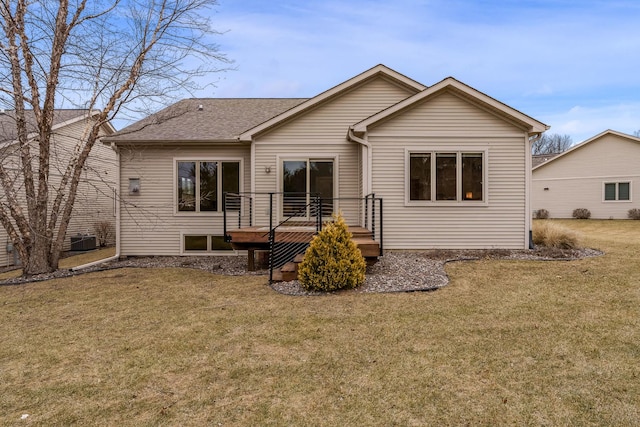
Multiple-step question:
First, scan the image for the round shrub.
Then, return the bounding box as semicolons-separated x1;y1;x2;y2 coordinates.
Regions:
297;212;366;292
535;209;549;219
572;208;591;219
628;208;640;220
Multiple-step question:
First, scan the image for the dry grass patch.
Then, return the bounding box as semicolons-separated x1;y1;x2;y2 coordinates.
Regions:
0;221;639;425
0;247;116;281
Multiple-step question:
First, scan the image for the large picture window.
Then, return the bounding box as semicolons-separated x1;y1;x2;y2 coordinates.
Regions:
177;160;240;212
604;182;630;201
408;151;485;203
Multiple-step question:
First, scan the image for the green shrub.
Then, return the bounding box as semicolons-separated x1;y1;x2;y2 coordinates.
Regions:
532;221;581;249
535;209;549;219
628;208;640;220
572;208;591;219
298;212;366;292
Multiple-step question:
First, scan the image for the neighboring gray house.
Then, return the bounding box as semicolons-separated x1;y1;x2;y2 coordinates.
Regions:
104;64;548;259
0;110;117;266
533;130;640;219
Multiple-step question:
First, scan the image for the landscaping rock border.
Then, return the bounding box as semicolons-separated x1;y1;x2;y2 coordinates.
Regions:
0;247;603;294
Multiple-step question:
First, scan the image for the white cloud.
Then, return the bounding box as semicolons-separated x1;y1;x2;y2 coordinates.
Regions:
201;0;640;143
541;103;640;143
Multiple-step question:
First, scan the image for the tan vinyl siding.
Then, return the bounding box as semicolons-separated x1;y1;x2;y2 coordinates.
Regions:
253;76;416;226
118;144;250;256
533;133;640;219
0;117;116;267
369;91;530;249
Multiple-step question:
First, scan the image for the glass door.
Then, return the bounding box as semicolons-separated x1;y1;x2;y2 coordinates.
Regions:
282;159;334;219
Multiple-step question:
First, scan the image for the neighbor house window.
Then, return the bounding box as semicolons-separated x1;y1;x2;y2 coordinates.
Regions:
408;151;485;202
183;234;233;252
177;160;240;212
604;182;630;201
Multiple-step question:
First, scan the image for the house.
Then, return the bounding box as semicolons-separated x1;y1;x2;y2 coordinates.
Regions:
103;64;548;262
532;130;640;219
0;109;117;266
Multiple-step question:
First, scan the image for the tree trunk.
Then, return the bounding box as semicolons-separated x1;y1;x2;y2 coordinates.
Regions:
24;234;56;276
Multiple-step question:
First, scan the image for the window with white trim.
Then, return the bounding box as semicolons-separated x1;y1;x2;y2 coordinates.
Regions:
604;182;630;201
177;160;240;212
408;151;485;202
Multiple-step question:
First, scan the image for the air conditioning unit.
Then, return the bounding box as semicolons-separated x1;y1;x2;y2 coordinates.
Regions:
70;235;97;251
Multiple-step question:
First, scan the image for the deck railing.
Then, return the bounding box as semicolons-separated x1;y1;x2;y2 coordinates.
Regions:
223;192;383;280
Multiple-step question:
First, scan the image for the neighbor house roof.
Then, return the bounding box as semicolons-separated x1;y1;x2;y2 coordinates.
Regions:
532;153;561;167
351;77;549;136
105;98;307;143
0;109;98;144
532;130;640;171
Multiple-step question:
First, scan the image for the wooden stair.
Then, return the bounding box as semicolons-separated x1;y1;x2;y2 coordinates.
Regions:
272;239;379;282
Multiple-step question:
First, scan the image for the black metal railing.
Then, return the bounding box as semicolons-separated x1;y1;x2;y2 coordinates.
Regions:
222;192;253;242
223;192;383;282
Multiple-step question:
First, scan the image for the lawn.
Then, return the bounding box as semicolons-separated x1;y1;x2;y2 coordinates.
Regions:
1;221;639;425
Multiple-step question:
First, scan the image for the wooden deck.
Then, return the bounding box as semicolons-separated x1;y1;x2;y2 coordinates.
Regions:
227;225;380;257
227;225;381;275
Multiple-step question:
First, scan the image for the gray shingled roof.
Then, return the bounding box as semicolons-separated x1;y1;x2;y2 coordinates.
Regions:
105;98;307;143
0;109;90;143
532;153;561;168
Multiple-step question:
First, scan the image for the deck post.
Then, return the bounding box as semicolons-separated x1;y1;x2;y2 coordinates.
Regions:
268;193;274;283
316;196;322;232
378;197;384;255
223;192;228;242
371;193;376;238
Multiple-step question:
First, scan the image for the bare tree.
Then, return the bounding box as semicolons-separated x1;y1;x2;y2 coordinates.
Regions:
634;130;640;137
532;133;573;155
0;0;228;276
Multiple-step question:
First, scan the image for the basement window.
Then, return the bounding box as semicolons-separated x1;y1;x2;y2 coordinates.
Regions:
183;234;233;253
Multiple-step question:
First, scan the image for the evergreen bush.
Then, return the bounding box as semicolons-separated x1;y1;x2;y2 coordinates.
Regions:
298;212;366;292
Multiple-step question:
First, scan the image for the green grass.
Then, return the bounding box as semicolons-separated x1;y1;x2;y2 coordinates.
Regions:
1;221;639;425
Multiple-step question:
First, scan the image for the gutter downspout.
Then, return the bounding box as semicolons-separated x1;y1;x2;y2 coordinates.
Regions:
72;142;121;271
347;128;372;196
527;132;543;250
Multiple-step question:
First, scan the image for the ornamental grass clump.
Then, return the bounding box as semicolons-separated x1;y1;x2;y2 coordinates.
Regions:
532;221;581;249
298;212;366;292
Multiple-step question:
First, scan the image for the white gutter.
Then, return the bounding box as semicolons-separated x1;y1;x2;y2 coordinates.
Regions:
347;128;372;196
71;142;121;271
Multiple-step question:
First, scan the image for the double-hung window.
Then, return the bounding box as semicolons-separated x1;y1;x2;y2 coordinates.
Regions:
408;150;485;203
177;160;240;212
604;182;630;201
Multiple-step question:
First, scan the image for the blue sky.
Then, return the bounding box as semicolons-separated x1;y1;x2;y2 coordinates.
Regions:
200;0;640;143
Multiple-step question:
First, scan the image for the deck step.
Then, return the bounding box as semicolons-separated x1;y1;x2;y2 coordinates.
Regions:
352;238;380;258
280;261;298;281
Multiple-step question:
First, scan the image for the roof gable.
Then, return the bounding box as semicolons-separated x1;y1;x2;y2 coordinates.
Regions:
533;129;640;171
0;109;103;144
351;77;548;135
238;64;426;140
